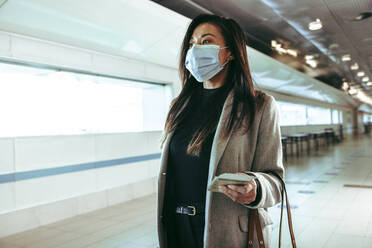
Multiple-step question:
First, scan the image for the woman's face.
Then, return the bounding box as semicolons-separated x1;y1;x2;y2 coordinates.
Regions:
189;23;232;66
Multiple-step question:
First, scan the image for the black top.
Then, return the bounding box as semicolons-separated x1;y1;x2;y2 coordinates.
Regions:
164;84;231;209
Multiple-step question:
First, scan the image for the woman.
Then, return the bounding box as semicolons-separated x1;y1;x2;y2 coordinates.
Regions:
157;14;284;248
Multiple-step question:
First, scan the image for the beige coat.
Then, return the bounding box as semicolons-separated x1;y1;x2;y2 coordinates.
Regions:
157;91;284;248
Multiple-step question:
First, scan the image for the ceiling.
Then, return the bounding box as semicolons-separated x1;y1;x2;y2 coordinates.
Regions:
0;0;190;67
151;0;372;99
0;0;364;107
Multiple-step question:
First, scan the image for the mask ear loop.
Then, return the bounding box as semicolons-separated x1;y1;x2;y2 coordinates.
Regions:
220;46;231;67
221;60;230;67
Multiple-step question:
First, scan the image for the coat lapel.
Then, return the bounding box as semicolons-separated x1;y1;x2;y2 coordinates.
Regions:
157;130;174;221
208;89;234;180
203;90;234;247
159;131;174;174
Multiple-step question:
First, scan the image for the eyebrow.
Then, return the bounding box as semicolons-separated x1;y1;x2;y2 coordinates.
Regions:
190;33;216;40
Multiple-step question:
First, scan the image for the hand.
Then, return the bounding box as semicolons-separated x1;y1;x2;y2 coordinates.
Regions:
218;172;257;205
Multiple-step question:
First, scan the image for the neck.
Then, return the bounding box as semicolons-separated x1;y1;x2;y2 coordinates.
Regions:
203;65;229;89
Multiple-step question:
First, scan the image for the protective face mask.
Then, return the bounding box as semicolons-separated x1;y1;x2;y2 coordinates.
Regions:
185;44;229;82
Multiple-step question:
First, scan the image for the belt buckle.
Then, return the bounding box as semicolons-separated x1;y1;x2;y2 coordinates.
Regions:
187;205;196;216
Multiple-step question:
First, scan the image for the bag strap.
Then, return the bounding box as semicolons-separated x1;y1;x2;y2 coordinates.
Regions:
248;171;297;248
268;170;296;248
248;209;265;248
274;172;296;248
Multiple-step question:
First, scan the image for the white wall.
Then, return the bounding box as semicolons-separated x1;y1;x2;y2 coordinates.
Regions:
0;30;178;238
0;131;162;238
0;30;181;96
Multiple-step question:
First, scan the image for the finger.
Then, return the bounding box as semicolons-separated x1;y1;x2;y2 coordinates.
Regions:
225;187;240;199
227;184;247;194
245;183;253;193
218;185;226;193
228;183;254;194
236;196;256;204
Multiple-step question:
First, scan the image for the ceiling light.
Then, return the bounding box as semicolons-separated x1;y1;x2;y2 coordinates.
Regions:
276;46;287;54
342;82;349;90
348;88;357;95
341;54;351;61
329;43;339;49
367;82;372;86
271;40;298;58
308;18;322;30
357;71;365;77
350;63;359;70
287;49;297;57
354;90;372;105
354;12;372;21
362;77;369;82
305;55;314;60
306;59;317;68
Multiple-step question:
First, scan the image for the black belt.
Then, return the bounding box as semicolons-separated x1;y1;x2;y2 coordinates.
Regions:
175;202;205;216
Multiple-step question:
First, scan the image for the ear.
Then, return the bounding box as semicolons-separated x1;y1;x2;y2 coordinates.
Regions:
227;51;234;60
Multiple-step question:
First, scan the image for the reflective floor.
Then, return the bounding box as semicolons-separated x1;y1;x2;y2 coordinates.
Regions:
0;134;371;248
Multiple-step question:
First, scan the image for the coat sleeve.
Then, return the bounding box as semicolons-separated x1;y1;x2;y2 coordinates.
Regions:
242;95;284;209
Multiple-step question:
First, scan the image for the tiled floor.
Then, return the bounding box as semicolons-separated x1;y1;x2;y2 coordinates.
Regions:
1;134;371;248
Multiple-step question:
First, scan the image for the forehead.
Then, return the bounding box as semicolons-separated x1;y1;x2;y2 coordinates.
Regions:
191;23;223;39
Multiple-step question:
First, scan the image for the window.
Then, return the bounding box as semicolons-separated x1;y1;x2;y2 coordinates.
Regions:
307;106;331;125
277;101;307;126
0;62;172;137
332;109;339;124
277;100;337;126
364;114;372;123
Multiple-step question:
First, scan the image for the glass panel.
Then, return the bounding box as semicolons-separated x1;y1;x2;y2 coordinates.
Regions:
0;62;172;137
364;114;372;123
307;106;331;125
277;101;307;126
332;109;339;124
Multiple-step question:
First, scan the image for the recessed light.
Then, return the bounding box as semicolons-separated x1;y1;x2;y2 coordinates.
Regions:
341;54;351;61
306;59;317;68
354;12;372;21
357;71;365;77
362;77;369;82
348;88;357;95
350;63;359;70
329;43;339;49
308;18;322;30
287;49;297;57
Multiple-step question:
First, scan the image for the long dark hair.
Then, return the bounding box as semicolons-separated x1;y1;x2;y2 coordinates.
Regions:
161;14;264;156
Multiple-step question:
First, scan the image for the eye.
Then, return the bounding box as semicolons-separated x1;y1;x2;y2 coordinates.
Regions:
202;39;210;44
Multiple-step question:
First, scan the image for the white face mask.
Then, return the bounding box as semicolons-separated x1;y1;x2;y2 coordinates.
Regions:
185;44;229;82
